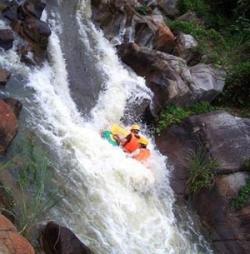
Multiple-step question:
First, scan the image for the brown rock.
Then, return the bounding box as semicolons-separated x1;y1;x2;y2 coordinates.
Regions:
0;215;35;254
0;100;18;155
0;69;11;87
41;221;92;254
3;98;22;119
0;29;14;50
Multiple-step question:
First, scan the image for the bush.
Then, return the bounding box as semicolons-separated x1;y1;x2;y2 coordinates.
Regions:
156;102;215;133
231;178;250;209
216;62;250;108
187;148;218;194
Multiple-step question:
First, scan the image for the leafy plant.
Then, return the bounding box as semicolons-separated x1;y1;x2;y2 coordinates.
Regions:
187;148;218;194
231;178;250;209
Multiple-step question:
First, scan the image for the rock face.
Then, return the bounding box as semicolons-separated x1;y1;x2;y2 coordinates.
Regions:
0;69;11;87
156;111;250;253
2;0;51;63
0;214;35;254
0;100;19;155
41;221;92;254
119;43;225;113
0;29;14;50
91;0;176;52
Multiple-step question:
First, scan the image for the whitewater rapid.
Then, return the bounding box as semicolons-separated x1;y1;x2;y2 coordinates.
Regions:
0;1;212;253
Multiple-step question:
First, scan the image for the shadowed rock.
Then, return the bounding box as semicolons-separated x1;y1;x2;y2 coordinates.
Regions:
0;29;14;50
0;69;11;87
41;222;92;254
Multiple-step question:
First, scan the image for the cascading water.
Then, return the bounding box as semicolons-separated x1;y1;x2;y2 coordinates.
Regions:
0;0;212;253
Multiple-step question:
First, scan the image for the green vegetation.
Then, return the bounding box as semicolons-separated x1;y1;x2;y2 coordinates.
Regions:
242;159;250;171
136;3;150;16
169;0;250;111
0;135;60;237
231;178;250;209
156;102;215;133
187;148;218;194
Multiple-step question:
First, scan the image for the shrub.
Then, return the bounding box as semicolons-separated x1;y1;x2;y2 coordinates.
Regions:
231;178;250;209
156;102;215;133
187;148;218;194
215;62;250;108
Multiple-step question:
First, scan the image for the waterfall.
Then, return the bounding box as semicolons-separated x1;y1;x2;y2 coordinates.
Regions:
0;0;212;253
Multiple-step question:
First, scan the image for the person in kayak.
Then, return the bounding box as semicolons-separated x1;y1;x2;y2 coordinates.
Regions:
130;137;151;161
114;124;141;153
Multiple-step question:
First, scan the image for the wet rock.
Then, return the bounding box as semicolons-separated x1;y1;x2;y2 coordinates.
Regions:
118;43;225;113
2;1;19;22
0;214;35;254
0;69;11;87
22;17;51;49
0;29;14;50
41;221;92;254
91;0;176;53
3;98;22;118
18;0;46;20
0;100;18;155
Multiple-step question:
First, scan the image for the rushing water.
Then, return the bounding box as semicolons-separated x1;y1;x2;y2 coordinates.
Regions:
0;0;212;253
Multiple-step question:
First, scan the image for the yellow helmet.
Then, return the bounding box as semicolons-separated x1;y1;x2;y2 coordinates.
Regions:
131;124;140;131
139;136;149;146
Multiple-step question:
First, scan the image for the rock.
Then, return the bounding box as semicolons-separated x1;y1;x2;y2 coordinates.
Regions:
118;43;225;113
3;98;22;118
156;111;250;253
18;0;46;20
2;1;19;22
0;100;18;155
177;11;203;25
91;0;176;53
22;17;51;49
157;0;179;17
175;32;201;65
41;221;92;254
156;112;250;194
0;69;11;87
0;214;35;254
0;29;14;50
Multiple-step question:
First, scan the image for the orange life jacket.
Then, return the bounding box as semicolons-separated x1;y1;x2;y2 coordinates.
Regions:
123;133;140;153
133;148;151;161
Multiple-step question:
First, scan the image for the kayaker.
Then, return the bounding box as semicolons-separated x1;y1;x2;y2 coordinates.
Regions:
130;137;151;161
114;124;141;153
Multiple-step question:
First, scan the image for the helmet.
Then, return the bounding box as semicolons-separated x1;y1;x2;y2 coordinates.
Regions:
131;124;140;131
139;136;149;146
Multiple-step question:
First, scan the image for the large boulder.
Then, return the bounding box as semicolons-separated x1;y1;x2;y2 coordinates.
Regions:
118;43;225;113
41;221;92;254
156;111;250;196
0;100;18;155
0;69;11;87
3;98;22;118
156;111;250;253
0;214;35;254
0;29;14;50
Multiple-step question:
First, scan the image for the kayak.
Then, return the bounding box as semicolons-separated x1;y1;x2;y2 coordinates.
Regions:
101;130;118;146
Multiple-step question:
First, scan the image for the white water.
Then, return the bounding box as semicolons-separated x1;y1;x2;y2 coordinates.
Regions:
0;2;211;253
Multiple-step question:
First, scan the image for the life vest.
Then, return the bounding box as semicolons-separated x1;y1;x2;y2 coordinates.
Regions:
123;133;140;153
133;148;151;161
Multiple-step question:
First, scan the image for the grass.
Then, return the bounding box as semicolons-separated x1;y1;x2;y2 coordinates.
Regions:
0;134;60;237
156;102;215;133
231;178;250;209
187;148;218;194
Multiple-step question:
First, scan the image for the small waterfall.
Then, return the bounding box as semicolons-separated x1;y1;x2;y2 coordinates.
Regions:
0;1;212;253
